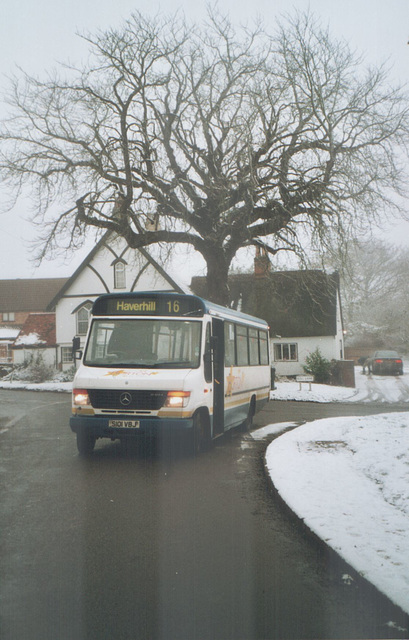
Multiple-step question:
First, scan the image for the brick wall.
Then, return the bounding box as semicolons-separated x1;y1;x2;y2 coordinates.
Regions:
1;311;29;325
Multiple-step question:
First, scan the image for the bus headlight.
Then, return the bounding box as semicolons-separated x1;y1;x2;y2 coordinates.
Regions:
165;391;191;408
73;389;91;406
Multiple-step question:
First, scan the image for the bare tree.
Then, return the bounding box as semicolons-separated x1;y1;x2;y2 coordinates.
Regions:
1;10;409;304
323;240;409;350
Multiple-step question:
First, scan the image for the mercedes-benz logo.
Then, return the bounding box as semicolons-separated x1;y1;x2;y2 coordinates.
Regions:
120;392;132;406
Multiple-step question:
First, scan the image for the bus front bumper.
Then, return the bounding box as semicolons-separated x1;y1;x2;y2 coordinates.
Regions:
70;414;194;439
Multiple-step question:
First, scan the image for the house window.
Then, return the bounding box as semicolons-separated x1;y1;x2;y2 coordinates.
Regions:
2;312;15;322
274;343;298;362
0;344;9;361
61;347;74;364
114;261;126;289
77;303;92;336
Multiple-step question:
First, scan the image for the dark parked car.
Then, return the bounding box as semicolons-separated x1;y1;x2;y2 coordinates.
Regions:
367;350;404;375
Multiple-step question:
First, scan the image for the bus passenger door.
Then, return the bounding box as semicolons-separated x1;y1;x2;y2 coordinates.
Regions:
212;318;225;435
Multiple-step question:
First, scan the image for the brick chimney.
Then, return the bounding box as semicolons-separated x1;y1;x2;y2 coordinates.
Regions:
254;245;271;277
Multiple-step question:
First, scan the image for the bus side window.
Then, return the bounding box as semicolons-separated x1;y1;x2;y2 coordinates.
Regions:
249;328;259;365
224;322;235;366
259;330;269;365
204;323;213;382
236;325;249;366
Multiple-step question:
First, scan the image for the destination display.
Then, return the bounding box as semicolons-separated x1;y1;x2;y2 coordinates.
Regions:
93;294;205;317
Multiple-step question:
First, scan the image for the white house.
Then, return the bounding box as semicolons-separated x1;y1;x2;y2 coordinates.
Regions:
191;252;346;380
47;232;184;370
270;299;344;378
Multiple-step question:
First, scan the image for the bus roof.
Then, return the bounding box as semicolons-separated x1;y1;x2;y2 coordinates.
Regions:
91;291;269;329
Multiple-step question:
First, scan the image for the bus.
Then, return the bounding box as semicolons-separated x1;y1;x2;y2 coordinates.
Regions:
70;292;271;455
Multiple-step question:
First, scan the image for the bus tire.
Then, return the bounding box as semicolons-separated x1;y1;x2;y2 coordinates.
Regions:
77;430;96;456
191;410;211;455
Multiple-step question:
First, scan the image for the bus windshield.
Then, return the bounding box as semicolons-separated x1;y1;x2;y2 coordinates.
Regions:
84;318;202;369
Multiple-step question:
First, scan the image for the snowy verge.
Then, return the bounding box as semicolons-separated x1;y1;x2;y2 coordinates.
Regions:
0;380;72;393
271;366;409;403
264;414;409;615
270;382;357;403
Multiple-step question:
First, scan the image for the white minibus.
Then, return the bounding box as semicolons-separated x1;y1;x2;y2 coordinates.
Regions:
70;292;271;454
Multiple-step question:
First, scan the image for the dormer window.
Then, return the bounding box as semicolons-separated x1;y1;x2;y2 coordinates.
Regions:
114;260;126;289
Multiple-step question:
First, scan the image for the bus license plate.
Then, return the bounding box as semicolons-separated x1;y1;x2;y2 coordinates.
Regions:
109;419;140;429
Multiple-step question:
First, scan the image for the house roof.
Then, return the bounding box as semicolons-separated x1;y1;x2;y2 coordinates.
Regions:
12;313;57;348
46;231;185;310
0;278;68;313
0;326;21;341
191;270;341;338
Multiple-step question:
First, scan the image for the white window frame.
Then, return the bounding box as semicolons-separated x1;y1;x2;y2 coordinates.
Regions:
61;346;74;364
77;303;92;336
114;261;126;289
274;342;298;362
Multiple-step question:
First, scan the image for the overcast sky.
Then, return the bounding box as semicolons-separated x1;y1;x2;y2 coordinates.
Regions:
0;0;408;280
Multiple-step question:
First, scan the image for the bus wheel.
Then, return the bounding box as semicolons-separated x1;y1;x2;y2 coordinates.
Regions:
191;411;211;455
76;430;96;456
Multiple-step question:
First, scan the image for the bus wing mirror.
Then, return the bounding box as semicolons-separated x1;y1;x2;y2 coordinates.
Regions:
72;336;82;360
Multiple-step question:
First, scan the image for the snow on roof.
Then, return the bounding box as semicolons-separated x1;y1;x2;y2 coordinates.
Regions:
12;313;56;348
14;332;46;346
0;326;21;340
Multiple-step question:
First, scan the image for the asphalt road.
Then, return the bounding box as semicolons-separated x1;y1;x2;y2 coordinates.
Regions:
1;390;408;640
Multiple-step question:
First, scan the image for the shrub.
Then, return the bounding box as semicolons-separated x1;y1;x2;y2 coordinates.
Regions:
53;366;77;382
25;352;55;383
303;348;332;384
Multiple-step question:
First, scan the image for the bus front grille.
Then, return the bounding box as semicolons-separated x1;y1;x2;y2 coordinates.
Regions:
88;389;168;411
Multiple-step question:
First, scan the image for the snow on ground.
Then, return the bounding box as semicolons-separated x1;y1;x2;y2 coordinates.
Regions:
252;365;409;617
271;365;409;404
0;380;72;393
2;367;409;617
261;414;409;617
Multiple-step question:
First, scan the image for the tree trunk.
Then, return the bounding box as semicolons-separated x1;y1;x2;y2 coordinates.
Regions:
204;253;230;306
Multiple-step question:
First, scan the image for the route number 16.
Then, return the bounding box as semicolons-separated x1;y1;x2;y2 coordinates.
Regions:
167;300;180;313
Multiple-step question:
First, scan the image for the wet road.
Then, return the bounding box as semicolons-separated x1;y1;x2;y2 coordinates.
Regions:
1;389;408;639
